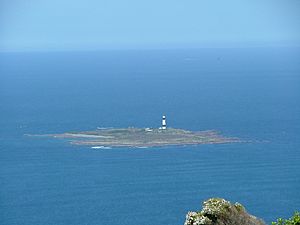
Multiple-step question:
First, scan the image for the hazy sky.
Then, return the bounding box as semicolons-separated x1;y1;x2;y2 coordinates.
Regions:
1;0;300;51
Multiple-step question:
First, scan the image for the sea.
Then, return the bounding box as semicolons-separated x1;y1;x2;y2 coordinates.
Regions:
0;48;299;225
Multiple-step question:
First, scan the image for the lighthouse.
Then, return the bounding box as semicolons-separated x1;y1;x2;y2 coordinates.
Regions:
162;115;167;130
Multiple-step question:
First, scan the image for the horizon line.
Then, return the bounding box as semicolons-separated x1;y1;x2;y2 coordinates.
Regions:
1;45;300;54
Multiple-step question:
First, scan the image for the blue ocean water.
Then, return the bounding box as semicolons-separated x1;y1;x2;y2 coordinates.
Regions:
0;48;300;225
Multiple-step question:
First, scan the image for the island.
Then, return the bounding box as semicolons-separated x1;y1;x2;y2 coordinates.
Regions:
50;127;239;148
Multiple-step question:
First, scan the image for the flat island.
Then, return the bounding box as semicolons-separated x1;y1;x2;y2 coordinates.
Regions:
51;127;239;148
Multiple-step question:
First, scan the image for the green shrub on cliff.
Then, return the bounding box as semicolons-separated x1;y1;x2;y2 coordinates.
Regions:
184;198;265;225
272;212;300;225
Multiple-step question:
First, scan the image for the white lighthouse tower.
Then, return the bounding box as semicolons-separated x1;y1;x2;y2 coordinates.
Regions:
162;115;167;130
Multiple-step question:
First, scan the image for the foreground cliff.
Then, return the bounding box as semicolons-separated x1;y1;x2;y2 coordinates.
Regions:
184;198;266;225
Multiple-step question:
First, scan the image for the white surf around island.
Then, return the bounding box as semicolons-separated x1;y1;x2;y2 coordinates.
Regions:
91;146;112;149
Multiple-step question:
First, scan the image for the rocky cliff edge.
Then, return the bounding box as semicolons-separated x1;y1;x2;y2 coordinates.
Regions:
184;198;266;225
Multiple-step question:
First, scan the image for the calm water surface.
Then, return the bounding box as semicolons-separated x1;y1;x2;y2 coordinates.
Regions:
1;48;300;225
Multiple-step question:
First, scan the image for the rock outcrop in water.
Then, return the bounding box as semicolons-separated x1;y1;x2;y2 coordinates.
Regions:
184;198;266;225
44;128;240;148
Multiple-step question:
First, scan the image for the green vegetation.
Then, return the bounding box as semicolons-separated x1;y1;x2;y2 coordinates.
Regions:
185;198;299;225
184;198;265;225
272;212;300;225
234;202;245;212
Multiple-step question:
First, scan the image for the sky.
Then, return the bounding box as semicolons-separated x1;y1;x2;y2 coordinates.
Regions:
1;0;300;51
